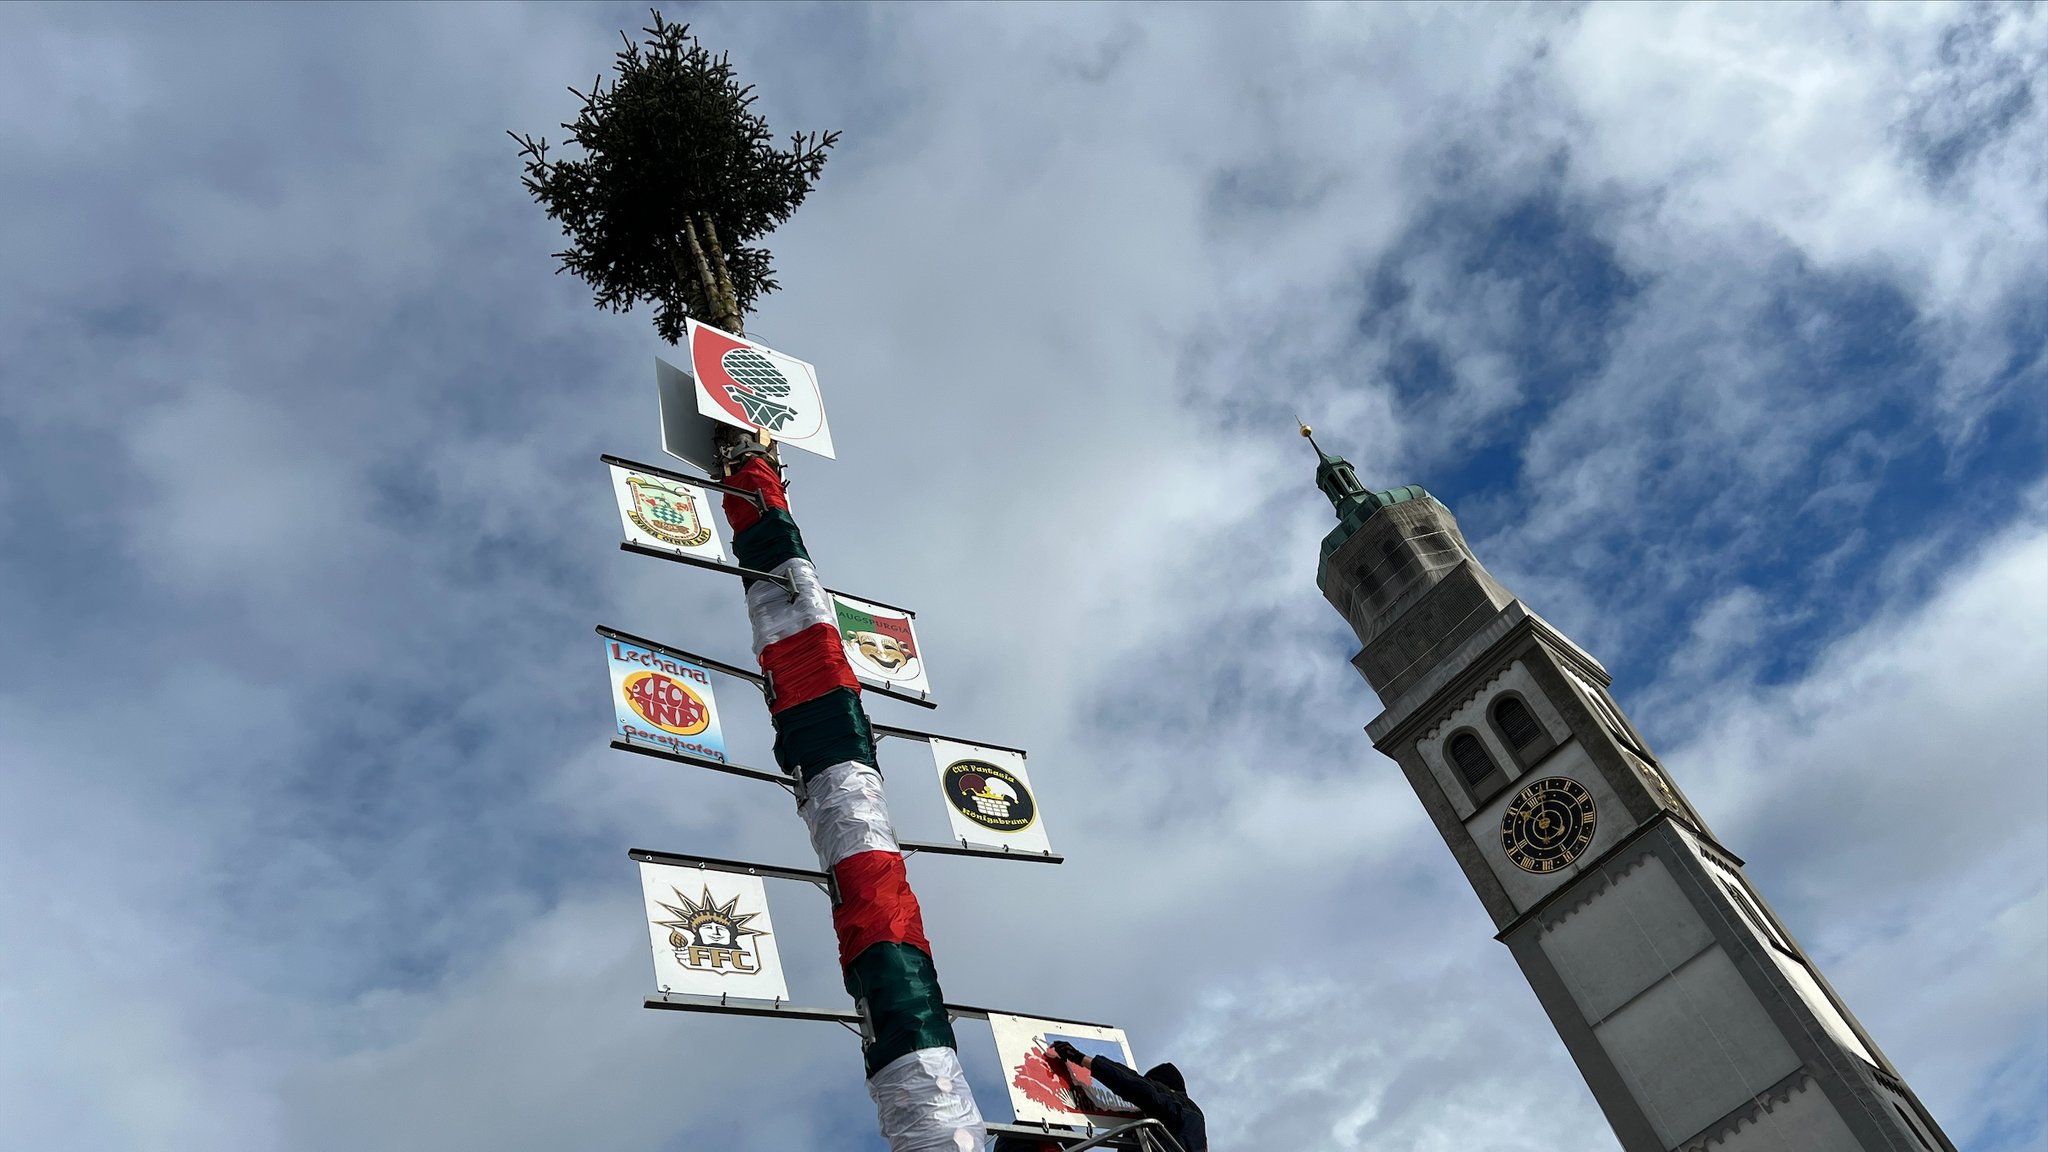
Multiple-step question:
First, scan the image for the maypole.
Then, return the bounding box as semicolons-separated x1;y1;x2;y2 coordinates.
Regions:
513;14;982;1150
719;457;982;1147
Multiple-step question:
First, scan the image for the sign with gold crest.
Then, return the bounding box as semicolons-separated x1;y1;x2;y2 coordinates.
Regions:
928;738;1051;855
638;862;789;1001
609;462;727;563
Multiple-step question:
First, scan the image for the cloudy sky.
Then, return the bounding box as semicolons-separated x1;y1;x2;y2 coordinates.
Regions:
1;3;2043;1150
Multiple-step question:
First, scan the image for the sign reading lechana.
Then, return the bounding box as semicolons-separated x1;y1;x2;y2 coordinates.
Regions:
929;738;1050;855
638;862;789;1002
832;592;930;698
988;1013;1140;1127
608;463;727;563
605;637;728;764
686;319;835;459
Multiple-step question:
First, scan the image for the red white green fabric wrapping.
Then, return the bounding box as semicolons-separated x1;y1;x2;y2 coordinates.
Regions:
722;461;985;1152
869;1048;984;1152
800;760;898;866
744;557;834;652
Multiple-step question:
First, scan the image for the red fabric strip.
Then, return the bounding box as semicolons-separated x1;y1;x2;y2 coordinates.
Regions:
760;622;861;713
720;457;789;534
831;850;931;967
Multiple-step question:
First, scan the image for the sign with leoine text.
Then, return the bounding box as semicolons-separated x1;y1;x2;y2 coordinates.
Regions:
988;1013;1139;1127
686;319;835;459
832;592;931;698
605;637;728;764
929;739;1050;855
638;862;788;1002
608;463;727;563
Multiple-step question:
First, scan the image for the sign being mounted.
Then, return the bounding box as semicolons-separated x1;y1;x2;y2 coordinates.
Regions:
988;1013;1140;1127
605;636;729;765
638;862;789;1002
929;738;1051;856
608;462;727;563
686;319;836;460
833;592;931;699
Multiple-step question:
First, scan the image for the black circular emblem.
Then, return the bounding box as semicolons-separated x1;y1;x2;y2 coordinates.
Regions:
941;759;1036;833
1500;776;1597;874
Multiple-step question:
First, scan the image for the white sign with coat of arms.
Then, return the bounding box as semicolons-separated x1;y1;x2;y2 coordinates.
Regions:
609;463;727;563
638;862;789;1002
929;739;1051;856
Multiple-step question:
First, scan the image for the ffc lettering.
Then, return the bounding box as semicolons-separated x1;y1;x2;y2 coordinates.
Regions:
653;886;770;978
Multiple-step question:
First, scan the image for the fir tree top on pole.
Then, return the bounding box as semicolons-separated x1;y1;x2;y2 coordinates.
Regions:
511;10;839;344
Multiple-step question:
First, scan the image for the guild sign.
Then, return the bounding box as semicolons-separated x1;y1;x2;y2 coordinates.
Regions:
637;863;788;1001
942;758;1036;833
652;885;770;977
622;671;711;736
625;474;713;548
988;1013;1140;1127
832;593;930;697
1500;775;1597;874
605;638;728;764
608;461;726;562
686;320;836;459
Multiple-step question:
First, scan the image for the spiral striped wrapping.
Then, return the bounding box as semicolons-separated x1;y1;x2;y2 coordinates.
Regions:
722;458;987;1152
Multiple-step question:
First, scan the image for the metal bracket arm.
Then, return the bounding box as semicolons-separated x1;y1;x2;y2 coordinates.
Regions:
899;838;1062;865
596;625;767;686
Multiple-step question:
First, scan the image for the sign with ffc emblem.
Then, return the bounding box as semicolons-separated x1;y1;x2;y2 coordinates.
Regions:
608;463;727;563
929;738;1050;855
638;862;789;1002
988;1013;1140;1127
686;319;835;460
832;592;930;698
605;637;728;765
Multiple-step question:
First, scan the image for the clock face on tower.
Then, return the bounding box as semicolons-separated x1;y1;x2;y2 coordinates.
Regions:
1500;776;1597;873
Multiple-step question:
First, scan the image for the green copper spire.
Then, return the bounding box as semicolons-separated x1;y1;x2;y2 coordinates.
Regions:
1300;420;1375;522
1301;421;1434;589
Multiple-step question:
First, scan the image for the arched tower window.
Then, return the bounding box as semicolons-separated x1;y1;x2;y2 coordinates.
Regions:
1448;732;1496;785
1493;696;1543;751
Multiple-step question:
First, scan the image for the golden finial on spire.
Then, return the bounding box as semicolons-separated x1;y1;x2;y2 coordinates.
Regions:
1298;420;1313;438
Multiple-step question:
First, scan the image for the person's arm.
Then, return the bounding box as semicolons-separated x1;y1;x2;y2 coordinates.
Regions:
1049;1043;1174;1120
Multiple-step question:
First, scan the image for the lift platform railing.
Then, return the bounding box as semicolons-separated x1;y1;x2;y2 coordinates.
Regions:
1049;1118;1186;1152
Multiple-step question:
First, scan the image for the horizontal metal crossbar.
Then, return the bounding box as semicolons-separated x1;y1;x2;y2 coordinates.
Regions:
608;739;794;790
617;541;797;591
862;682;939;711
644;994;1115;1032
899;838;1062;865
600;453;765;507
596;625;767;686
645;993;858;1023
628;848;829;889
871;722;1028;757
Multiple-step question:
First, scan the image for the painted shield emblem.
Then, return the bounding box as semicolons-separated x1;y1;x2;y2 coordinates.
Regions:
626;475;713;549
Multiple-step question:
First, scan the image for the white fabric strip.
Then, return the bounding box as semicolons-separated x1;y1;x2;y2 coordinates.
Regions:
745;556;834;653
798;759;898;868
867;1047;986;1152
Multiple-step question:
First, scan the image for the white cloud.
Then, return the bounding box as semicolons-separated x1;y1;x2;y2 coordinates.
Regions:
0;4;2041;1152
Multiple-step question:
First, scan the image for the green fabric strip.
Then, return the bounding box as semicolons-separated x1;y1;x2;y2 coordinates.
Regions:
733;508;810;573
771;689;878;780
844;941;956;1077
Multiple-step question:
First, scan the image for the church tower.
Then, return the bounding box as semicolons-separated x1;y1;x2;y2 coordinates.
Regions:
1306;429;1954;1152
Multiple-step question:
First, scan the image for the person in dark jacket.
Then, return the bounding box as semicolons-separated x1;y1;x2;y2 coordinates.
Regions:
1048;1040;1208;1152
